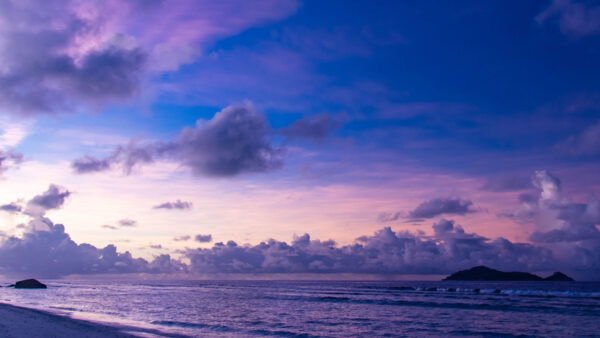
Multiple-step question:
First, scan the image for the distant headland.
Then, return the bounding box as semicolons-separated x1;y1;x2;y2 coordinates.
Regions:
443;266;574;281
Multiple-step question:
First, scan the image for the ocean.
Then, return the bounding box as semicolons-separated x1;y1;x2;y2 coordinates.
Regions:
1;279;599;337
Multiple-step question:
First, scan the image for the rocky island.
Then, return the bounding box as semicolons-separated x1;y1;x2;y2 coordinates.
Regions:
444;266;574;281
8;279;47;289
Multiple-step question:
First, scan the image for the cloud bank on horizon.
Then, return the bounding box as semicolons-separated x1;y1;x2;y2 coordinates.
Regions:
0;170;597;279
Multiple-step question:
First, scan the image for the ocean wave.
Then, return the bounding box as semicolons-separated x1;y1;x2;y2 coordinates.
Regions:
151;320;234;332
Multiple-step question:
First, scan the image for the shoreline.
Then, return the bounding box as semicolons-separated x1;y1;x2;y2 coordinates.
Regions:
0;302;187;338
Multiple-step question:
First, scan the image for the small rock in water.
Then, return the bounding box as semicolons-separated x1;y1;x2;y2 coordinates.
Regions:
447;288;456;292
13;279;47;289
493;289;501;294
473;288;480;293
426;287;437;292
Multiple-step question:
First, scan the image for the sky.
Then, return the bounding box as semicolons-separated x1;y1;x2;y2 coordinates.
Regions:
0;0;599;280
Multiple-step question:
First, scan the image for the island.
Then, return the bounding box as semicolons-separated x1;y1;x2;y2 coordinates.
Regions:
443;266;574;281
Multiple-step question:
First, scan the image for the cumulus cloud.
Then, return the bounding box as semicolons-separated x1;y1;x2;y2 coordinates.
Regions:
153;200;192;210
0;218;186;278
501;170;563;223
174;235;191;242
195;234;213;243
72;105;283;177
185;220;556;275
537;0;600;37
499;170;600;274
280;113;342;143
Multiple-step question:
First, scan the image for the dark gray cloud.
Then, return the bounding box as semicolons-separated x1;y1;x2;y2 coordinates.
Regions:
537;0;600;37
195;234;213;243
118;219;137;227
153;200;192;210
0;1;146;115
159;105;282;176
280;113;342;143
407;198;475;219
0;202;22;214
72;106;283;177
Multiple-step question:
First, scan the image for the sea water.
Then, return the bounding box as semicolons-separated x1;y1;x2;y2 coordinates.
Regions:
1;279;599;337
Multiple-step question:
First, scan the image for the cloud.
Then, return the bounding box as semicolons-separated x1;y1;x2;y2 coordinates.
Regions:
532;170;562;204
499;170;600;275
501;170;563;223
0;122;28;148
0;217;185;278
72;105;283;177
0;150;23;174
24;184;71;216
406;198;475;219
195;234;213;243
118;219;137;227
536;0;600;37
174;235;191;242
0;179;597;279
0;2;146;115
557;121;600;156
280;113;342;143
480;175;532;192
0;0;298;115
0;175;595;279
149;244;162;249
101;219;137;230
71;155;113;174
153;200;192;210
377;212;403;223
0;202;22;214
185;221;559;276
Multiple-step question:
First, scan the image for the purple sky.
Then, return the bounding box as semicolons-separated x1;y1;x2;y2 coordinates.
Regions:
0;0;599;279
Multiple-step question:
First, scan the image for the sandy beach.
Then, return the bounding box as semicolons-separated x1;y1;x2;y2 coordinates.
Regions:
0;302;183;338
